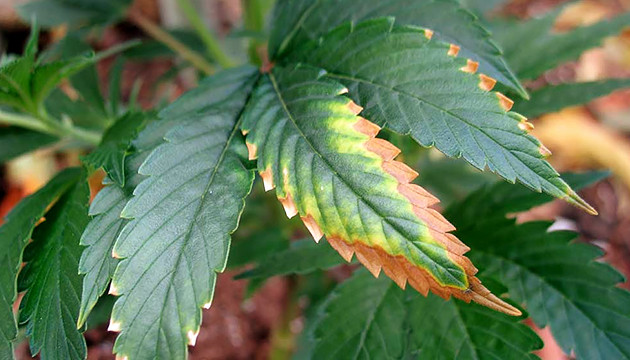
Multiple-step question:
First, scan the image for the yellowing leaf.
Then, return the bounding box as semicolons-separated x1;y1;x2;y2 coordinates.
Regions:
241;64;520;315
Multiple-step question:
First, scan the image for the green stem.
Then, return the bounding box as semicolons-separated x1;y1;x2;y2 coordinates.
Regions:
0;109;101;145
243;0;265;65
176;0;235;69
129;11;215;75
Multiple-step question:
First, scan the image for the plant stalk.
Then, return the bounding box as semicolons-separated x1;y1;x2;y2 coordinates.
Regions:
176;0;235;69
129;10;214;75
0;109;101;145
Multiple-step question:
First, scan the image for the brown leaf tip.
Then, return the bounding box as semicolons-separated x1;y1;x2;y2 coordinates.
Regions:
260;168;274;191
347;100;364;115
461;59;479;74
301;214;323;242
478;74;497;91
448;44;461;57
496;93;514;111
246;142;258;160
424;29;434;40
279;194;298;218
354;117;381;137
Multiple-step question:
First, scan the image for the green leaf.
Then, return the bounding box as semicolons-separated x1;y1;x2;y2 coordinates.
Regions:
241;64;519;315
285;18;594;214
108;66;258;360
0;126;57;163
304;270;540;359
17;0;132;28
78;115;178;328
0;168;81;357
227;228;289;269
17;172;89;360
514;78;630;118
494;10;630;80
235;238;346;280
459;219;630;359
407;290;541;359
445;171;609;229
82;112;148;186
269;0;526;96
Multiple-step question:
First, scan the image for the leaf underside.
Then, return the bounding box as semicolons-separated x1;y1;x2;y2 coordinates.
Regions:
284;18;595;214
268;0;526;96
241;64;519;315
17;174;89;360
108;66;258;360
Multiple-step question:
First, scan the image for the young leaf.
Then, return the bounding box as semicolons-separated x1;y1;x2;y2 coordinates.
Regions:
108;66;258;359
235;238;346;281
494;10;630;80
82;112;148;186
284;18;595;214
17;173;90;360
514;78;630;118
460;219;630;359
268;0;526;96
304;270;540;359
0;168;81;357
241;64;519;315
0;126;57;163
78;116;177;328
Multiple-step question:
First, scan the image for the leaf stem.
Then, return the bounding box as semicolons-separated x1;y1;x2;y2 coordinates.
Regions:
242;0;265;65
176;0;235;69
0;108;101;145
129;10;214;75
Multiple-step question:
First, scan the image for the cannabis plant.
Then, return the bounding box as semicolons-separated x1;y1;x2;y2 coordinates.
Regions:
1;0;630;359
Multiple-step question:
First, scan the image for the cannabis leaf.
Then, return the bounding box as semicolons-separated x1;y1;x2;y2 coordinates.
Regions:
0;168;81;358
83;112;148;186
461;220;630;359
242;64;518;315
0;126;57;163
444;179;630;359
284;18;594;214
235;238;346;281
108;66;257;360
17;173;90;360
78;115;169;328
513;79;630;118
494;10;630;80
268;0;526;96
303;270;540;359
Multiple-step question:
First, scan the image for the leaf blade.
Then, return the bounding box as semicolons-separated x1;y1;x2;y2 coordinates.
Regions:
108;66;258;359
242;64;519;315
0;168;81;355
285;18;594;214
269;0;526;96
17;171;89;360
0;127;57;163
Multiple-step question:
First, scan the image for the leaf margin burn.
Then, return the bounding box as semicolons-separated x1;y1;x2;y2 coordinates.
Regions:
242;66;520;316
